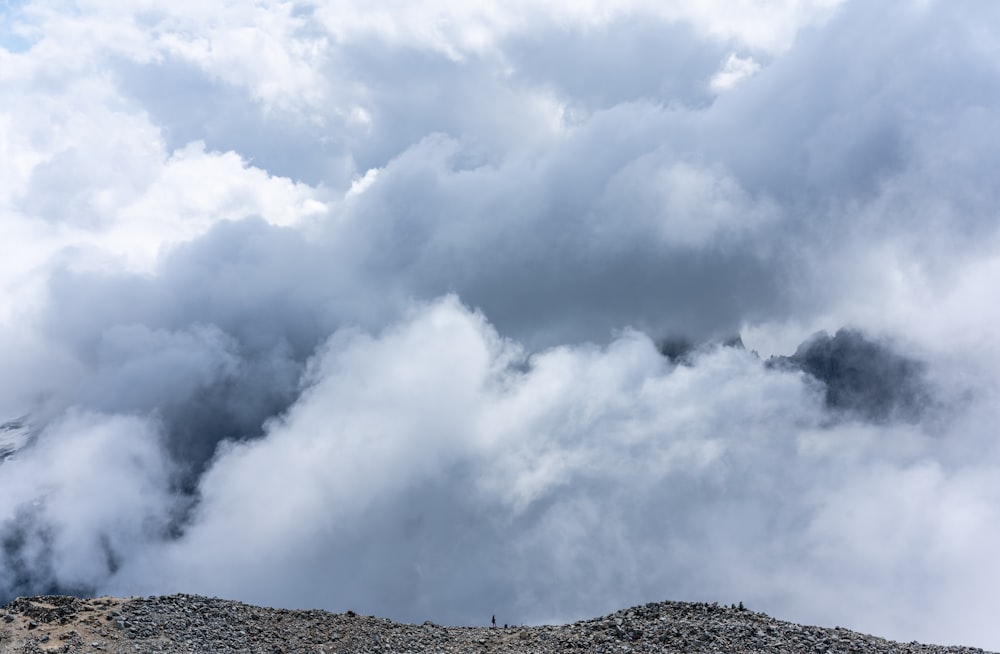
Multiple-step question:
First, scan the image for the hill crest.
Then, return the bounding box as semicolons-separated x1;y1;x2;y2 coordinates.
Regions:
1;594;994;654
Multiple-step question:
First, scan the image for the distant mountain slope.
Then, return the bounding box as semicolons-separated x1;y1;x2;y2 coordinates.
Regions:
766;328;930;423
0;419;30;464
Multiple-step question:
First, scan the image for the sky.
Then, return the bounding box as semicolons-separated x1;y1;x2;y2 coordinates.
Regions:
2;0;1000;648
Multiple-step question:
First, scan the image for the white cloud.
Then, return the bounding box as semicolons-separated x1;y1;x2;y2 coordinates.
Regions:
0;41;328;322
346;167;380;199
711;53;762;91
105;298;1000;648
0;410;174;593
106;142;328;270
313;0;843;58
4;0;1000;650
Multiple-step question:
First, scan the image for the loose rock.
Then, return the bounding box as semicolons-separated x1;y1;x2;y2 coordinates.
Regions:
0;594;994;654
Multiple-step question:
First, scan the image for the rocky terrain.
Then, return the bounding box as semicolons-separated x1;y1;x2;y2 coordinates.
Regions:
0;594;992;654
0;418;30;463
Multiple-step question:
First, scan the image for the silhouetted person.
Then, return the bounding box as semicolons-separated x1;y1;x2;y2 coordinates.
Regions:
491;615;496;628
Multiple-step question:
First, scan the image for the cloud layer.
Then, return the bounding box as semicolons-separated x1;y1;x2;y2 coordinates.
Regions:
3;0;1000;649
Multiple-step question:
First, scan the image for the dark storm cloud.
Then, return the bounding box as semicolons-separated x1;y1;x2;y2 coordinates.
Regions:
329;126;789;345
35;220;331;476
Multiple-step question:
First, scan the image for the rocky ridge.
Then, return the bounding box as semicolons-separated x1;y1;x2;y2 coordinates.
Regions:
0;418;30;463
0;594;993;654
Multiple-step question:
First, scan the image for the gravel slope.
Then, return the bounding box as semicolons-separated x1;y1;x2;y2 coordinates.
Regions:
1;594;993;654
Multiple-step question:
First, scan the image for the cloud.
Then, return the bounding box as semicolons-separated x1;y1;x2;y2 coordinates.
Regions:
100;298;1000;650
0;410;174;597
107;297;821;616
2;0;1000;650
710;53;761;91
